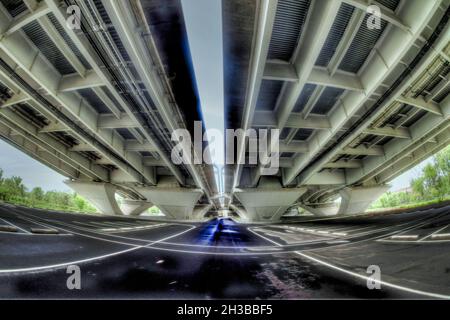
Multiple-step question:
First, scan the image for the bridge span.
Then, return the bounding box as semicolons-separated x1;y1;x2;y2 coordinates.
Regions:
0;0;448;222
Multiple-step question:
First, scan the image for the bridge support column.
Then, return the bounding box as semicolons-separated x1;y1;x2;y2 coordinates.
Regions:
300;185;390;217
337;185;390;215
234;177;306;222
193;204;213;220
299;203;339;217
229;204;250;222
120;199;153;216
136;178;203;220
65;181;123;215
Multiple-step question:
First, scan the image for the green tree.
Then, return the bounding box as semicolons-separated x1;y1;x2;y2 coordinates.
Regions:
30;187;44;202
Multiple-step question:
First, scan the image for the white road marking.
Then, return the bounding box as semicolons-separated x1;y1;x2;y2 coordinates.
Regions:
431;233;450;240
247;228;285;246
419;224;450;242
295;251;450;300
0;218;31;234
0;220;196;274
249;224;450;299
390;235;419;240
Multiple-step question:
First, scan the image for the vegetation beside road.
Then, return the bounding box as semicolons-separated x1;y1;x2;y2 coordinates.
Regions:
370;145;450;210
0;169;97;213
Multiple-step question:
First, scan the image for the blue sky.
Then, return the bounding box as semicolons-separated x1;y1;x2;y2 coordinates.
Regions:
182;0;225;167
0;140;70;192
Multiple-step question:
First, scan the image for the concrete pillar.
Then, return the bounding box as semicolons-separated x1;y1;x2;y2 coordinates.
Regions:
120;199;153;216
229;204;250;222
234;177;307;222
300;185;390;217
337;185;390;215
299;203;339;217
192;204;213;220
65;181;123;215
136;177;203;220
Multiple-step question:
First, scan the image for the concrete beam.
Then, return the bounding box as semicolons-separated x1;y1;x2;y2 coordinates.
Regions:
0;91;29;108
230;0;278;192
341;145;385;156
44;0;184;185
23;0;86;76
39;121;67;133
2;1;51;37
100;0;205;191
263;62;365;92
347;94;450;184
342;0;410;32
275;0;342;129
304;170;346;185
308;68;364;92
263;60;298;82
280;141;309;153
0;5;154;184
143;157;166;167
254;111;331;129
283;0;443;186
323;160;362;169
364;127;411;139
97;114;138;129
397;95;443;116
124;140;157;152
58;70;104;93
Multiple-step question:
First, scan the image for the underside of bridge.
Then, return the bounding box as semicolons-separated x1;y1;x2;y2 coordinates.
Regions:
0;0;449;222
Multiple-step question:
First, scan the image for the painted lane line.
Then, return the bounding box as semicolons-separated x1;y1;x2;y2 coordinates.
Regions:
249;223;450;299
419;224;450;242
1;216;282;257
0;218;31;234
430;233;450;240
247;228;283;247
0;219;196;274
294;251;450;300
331;232;348;236
390;235;419;240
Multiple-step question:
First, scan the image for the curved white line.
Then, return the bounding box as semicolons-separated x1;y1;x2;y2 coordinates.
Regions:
248;222;450;299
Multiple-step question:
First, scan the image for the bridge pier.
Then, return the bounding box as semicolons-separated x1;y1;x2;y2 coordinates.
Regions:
302;185;390;217
136;178;203;220
300;203;339;217
65;181;124;216
337;185;390;215
192;204;213;220
137;188;203;220
234;177;306;222
120;199;153;216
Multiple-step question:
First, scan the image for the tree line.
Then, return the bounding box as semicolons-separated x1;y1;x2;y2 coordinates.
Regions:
371;145;450;209
0;169;97;213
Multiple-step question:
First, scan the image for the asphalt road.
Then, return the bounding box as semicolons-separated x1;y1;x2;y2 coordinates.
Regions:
0;203;449;299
